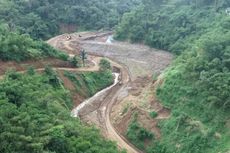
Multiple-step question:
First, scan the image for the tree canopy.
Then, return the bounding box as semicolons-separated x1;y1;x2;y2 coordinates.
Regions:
0;24;68;61
0;70;122;153
0;0;141;40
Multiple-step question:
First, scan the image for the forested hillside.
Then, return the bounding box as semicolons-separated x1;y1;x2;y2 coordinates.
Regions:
0;69;121;153
0;25;67;61
0;0;141;39
116;0;229;54
0;0;140;62
115;0;230;152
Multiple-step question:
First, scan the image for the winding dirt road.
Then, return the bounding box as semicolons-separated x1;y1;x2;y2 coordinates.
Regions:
47;35;141;153
47;33;144;153
46;32;173;153
0;31;172;153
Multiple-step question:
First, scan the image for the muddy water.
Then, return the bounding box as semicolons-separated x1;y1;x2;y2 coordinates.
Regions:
71;73;120;117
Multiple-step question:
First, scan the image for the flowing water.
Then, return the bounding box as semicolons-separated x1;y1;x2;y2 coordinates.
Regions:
106;35;113;44
71;73;120;117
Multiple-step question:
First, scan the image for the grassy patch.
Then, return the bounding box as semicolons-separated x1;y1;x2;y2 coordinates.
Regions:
121;103;131;115
64;70;113;97
126;112;154;151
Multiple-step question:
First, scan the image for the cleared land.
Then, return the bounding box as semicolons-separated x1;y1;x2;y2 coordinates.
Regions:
47;32;173;153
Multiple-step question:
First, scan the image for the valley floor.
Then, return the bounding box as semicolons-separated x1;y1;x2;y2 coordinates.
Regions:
47;32;173;153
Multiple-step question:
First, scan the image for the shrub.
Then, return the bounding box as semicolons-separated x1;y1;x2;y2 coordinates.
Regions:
126;113;154;150
69;55;81;67
99;58;112;71
149;111;158;118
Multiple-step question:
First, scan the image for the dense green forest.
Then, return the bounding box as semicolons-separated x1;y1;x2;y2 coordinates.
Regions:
115;0;230;152
0;25;68;61
0;69;122;153
0;0;141;39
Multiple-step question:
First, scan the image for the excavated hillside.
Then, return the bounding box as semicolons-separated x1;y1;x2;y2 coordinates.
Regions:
47;32;173;153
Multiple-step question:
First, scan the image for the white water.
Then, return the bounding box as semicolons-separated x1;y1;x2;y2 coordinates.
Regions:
106;35;113;44
71;73;120;117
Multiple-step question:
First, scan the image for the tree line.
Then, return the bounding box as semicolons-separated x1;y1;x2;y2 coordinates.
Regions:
0;0;141;40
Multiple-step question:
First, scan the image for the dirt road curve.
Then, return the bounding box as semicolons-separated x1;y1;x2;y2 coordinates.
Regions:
0;58;101;80
47;32;173;153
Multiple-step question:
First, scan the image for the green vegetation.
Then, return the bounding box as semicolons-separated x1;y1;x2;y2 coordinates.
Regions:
126;113;154;151
153;31;230;153
0;0;141;62
116;0;230;152
0;25;68;62
64;70;113;97
69;55;81;68
99;58;112;71
0;0;141;40
65;58;113;97
122;103;131;115
115;0;230;54
149;111;158;119
0;70;121;153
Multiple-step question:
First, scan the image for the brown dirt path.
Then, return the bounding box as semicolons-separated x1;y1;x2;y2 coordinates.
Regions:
45;32;173;153
47;33;143;153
